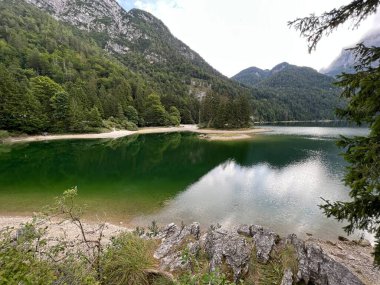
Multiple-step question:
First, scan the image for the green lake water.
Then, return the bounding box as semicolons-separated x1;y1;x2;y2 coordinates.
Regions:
0;126;371;240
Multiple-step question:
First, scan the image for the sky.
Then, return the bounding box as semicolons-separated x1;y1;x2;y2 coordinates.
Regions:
117;0;380;77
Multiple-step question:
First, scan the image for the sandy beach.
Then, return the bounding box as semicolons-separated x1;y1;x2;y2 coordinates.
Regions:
0;215;127;245
5;124;271;143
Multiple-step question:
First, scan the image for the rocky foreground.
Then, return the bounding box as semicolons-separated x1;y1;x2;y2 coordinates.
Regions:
1;217;379;284
148;223;379;285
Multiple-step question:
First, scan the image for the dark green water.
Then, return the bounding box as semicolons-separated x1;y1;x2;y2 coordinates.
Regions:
0;126;371;240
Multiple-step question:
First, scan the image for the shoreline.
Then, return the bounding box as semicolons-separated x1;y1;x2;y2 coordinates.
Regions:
4;124;271;144
1;215;378;285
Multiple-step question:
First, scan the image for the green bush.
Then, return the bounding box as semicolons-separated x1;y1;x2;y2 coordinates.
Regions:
125;121;138;131
0;130;9;139
54;258;99;285
0;225;56;285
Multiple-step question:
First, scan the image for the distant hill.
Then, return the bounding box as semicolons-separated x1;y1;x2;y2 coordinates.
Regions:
321;29;380;77
231;66;270;87
232;63;342;121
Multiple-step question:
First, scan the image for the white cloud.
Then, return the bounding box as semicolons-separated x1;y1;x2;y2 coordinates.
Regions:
119;0;379;77
132;158;351;238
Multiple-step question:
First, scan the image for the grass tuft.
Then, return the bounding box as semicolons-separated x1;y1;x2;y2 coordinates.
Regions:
244;244;298;285
100;233;158;285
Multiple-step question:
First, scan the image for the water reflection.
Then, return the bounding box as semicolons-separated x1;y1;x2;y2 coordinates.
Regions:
134;154;354;240
0;128;371;241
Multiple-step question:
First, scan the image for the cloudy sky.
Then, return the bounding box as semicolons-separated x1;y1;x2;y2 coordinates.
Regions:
117;0;379;77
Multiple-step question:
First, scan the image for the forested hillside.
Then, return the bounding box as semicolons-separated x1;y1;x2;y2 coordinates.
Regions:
0;0;251;134
25;0;252;128
233;63;342;121
0;0;346;134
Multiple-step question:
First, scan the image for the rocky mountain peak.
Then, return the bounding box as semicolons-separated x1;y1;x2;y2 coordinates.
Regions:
25;0;206;66
129;8;159;24
321;29;380;76
25;0;127;33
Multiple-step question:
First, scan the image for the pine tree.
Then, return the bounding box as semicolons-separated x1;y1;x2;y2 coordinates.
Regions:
143;93;169;126
87;107;103;128
290;0;380;265
50;91;70;132
169;106;181;126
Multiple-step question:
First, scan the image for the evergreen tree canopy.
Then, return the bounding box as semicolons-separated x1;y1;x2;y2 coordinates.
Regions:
290;0;380;265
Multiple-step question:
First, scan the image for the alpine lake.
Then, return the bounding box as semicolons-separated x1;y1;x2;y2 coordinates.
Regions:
0;123;371;241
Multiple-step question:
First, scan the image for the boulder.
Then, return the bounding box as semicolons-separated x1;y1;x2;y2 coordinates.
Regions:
250;225;279;263
205;225;252;282
237;224;251;237
287;234;364;285
154;222;200;271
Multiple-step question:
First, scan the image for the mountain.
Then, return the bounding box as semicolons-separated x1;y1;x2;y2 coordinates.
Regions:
0;0;346;134
26;0;198;60
321;29;380;76
24;0;252;126
259;62;336;90
231;66;270;87
232;63;342;121
24;0;243;100
0;0;252;134
233;62;334;89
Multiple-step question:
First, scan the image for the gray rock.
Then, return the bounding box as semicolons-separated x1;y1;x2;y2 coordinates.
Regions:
153;223;370;284
280;268;293;285
156;223;178;239
154;222;200;271
205;226;252;282
250;225;279;263
287;234;364;285
237;224;251;237
160;251;184;272
159;241;201;272
204;227;229;272
358;239;371;247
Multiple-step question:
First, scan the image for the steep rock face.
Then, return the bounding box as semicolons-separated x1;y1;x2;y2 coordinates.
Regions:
321;29;380;76
25;0;212;68
25;0;127;36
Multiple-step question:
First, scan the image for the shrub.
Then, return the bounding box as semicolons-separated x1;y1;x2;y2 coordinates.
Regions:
100;233;157;285
125;121;138;131
53;258;99;285
0;130;9;142
0;225;56;285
